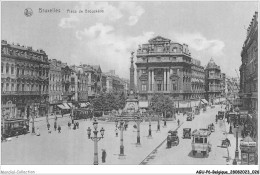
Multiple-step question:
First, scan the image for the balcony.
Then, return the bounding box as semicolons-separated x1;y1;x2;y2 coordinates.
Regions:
208;76;221;80
1;91;42;95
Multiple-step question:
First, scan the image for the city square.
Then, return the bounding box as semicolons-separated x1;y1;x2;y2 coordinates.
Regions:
1;1;259;174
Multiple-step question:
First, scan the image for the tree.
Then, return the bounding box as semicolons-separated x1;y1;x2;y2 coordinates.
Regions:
149;94;174;118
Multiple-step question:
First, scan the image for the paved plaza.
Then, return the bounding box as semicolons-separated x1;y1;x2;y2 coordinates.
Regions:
1;104;243;165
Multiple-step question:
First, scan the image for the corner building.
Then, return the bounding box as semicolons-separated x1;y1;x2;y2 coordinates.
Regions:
136;36;205;103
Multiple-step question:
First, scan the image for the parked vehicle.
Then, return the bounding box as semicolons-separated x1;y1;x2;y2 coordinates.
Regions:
1;119;29;138
186;116;192;121
217;111;225;120
183;128;191;139
191;129;212;156
208;123;215;132
167;130;179;148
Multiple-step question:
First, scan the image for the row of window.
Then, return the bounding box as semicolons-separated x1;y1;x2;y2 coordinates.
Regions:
2;83;48;92
1;63;49;77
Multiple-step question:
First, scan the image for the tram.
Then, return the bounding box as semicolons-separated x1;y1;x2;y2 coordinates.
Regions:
1;118;29;138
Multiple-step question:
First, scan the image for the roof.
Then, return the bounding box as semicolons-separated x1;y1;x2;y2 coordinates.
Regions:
192;129;211;137
206;58;220;70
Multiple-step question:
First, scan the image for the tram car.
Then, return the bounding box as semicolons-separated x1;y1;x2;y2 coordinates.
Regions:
1;118;29;138
191;129;212;156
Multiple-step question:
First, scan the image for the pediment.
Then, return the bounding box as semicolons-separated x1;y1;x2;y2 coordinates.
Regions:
148;36;171;44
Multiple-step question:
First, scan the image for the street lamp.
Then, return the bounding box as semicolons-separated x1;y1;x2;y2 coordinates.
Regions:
87;120;105;165
118;120;125;157
157;113;161;132
163;111;167;127
135;115;142;145
148;112;152;138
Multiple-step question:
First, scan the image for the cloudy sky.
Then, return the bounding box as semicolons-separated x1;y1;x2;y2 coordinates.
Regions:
1;1;258;79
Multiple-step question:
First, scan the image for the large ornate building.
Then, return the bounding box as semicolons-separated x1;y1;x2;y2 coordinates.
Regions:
1;40;49;119
205;58;222;104
239;12;258;113
135;36;204;106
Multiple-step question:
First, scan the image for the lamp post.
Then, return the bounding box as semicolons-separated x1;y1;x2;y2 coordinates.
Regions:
157;113;160;132
87;120;105;165
163;111;167;127
118;119;125;157
148;112;152;138
135;115;142;145
31;104;36;134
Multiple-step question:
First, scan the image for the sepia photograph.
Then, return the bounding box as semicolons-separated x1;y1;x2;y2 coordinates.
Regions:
1;0;259;174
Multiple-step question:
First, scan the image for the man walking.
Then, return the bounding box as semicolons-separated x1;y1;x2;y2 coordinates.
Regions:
58;125;61;133
102;149;107;163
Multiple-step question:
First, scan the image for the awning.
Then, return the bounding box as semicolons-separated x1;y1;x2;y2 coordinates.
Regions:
57;104;66;110
201;99;208;104
139;101;149;108
80;103;87;108
67;103;73;108
190;101;200;107
178;102;190;108
62;103;71;109
85;102;91;106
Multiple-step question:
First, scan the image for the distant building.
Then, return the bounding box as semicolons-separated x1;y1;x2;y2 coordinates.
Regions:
104;70;126;94
205;58;222;104
48;59;63;113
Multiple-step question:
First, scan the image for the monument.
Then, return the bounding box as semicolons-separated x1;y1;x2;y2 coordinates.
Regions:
124;52;139;113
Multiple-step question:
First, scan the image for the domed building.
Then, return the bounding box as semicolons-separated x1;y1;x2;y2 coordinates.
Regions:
205;58;222;104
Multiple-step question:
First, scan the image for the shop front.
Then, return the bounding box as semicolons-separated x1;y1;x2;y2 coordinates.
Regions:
240;136;257;165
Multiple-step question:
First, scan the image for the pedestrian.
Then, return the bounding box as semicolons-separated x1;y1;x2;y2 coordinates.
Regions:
23;125;27;135
58;125;61;133
48;128;52;134
101;149;107;163
68;122;70;129
73;123;76;130
36;127;40;136
47;123;50;130
77;122;79;129
115;128;118;137
54;122;57;131
72;119;74;124
124;124;127;131
177;119;180;126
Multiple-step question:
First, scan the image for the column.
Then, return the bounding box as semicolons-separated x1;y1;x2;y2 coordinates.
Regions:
148;70;150;92
167;69;170;91
151;70;154;91
164;69;166;91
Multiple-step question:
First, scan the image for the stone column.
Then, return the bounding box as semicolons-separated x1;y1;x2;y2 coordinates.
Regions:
151;69;154;91
148;70;150;92
163;69;166;91
167;69;170;91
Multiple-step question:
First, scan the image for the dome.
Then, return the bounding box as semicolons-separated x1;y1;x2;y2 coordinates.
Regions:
206;58;219;69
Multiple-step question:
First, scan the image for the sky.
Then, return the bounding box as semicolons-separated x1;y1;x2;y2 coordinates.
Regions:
1;1;258;79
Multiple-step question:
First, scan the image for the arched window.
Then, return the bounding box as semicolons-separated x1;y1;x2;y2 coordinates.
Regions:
6;63;9;74
172;47;177;53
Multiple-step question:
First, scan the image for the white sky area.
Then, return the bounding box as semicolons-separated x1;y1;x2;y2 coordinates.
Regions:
1;1;258;79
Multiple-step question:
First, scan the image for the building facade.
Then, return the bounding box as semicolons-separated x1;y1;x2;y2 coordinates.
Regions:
191;59;205;100
48;59;63;113
136;36;198;102
205;58;222;104
1;40;49;119
239;12;258;112
61;63;73;102
104;70;125;93
70;65;88;103
220;73;226;97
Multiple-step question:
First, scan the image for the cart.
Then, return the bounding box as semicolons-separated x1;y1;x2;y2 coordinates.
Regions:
183;128;191;139
167;130;179;148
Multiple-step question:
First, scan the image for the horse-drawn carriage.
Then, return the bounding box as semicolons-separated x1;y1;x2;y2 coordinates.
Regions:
167;130;179;148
